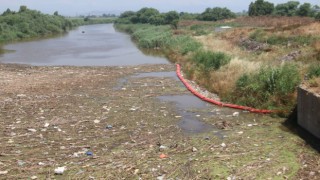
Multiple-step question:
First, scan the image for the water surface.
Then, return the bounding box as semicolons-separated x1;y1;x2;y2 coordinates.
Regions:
0;24;169;66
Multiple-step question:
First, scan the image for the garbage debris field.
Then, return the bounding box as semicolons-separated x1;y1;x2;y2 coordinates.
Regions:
0;63;319;179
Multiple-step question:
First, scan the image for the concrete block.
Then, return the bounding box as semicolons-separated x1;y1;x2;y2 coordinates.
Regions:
298;86;320;138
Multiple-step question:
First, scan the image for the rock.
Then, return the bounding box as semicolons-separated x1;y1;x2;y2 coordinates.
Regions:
106;125;113;129
247;124;253;127
232;112;239;117
237;131;244;134
44;123;50;127
54;166;66;175
0;171;8;175
31;175;38;179
38;162;45;166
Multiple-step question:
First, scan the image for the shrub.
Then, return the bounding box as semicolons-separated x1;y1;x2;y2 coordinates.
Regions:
173;35;202;55
192;50;231;71
308;64;320;78
233;63;300;108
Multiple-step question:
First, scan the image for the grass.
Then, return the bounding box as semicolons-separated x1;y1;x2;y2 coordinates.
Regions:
229;63;301;110
192;50;231;71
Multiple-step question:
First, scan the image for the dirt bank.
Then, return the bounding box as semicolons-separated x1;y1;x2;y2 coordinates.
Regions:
0;63;319;179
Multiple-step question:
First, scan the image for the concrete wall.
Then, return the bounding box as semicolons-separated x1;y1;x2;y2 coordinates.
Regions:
298;86;320;138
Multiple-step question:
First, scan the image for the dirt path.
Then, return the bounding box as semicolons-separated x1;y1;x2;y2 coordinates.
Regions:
0;63;319;179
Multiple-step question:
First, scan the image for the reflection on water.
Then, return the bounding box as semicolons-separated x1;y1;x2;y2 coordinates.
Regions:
158;95;215;134
0;24;169;66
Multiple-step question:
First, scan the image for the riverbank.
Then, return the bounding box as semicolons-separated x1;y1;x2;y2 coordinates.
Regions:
0;63;319;179
114;17;320;115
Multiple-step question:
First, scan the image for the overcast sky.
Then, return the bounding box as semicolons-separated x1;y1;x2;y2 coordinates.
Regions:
0;0;319;16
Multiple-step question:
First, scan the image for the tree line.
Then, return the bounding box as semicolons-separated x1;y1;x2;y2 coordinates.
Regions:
0;6;75;43
249;0;320;18
0;6;116;43
116;7;236;26
117;1;320;27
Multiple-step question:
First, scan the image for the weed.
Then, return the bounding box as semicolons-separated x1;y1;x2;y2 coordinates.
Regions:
192;50;231;71
232;63;300;109
308;64;320;78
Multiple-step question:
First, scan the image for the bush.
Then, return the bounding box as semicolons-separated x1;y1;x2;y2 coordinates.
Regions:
173;35;202;55
192;50;231;71
308;64;320;78
233;63;300;108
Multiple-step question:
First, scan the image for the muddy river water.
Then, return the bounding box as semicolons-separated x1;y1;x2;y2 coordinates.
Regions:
0;24;224;134
0;24;169;66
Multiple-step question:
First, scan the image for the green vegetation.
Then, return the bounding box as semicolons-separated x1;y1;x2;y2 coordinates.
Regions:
233;64;300;109
115;23;202;55
0;6;115;43
308;64;320;78
192;50;231;71
249;29;319;46
274;1;300;16
0;6;73;43
249;0;275;16
249;0;320;18
197;7;236;21
116;8;179;28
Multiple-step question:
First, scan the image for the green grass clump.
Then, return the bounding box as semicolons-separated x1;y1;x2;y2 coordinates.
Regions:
173;35;202;55
308;64;320;78
132;25;172;49
192;50;231;71
232;63;300;109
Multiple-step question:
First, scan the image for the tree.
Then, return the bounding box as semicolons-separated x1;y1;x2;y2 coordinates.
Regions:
136;7;160;23
296;3;312;16
2;8;13;16
315;12;320;20
119;11;136;18
164;11;179;24
248;0;274;16
274;1;300;16
198;7;236;21
19;5;28;13
54;11;59;16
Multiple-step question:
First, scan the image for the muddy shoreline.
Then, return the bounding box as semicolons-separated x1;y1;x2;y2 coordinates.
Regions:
0;63;319;179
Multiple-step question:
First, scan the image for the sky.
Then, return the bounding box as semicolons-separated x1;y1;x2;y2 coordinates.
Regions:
0;0;319;16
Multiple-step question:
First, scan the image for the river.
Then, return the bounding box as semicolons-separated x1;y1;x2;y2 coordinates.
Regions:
0;24;169;66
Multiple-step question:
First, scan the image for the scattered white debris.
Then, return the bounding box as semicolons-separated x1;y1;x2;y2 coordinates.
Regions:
159;145;167;150
31;175;38;179
237;131;244;135
232;112;239;117
192;147;198;152
0;171;8;175
28;129;37;133
221;143;226;148
44;123;50;127
54;166;66;175
17;94;27;98
247;124;253;127
93;119;100;124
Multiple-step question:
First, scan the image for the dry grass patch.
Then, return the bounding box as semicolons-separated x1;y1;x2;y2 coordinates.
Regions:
208;57;261;96
234;16;314;29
